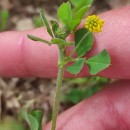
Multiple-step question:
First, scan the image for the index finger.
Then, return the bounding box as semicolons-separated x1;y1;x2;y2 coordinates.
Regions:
0;6;130;79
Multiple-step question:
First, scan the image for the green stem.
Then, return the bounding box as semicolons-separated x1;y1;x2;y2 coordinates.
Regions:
51;47;65;130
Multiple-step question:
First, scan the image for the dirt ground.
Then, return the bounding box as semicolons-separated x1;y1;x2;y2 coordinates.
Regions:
0;0;130;128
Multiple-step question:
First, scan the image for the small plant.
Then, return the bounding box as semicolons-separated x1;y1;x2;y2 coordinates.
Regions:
62;77;110;104
33;16;43;27
0;10;9;32
22;109;43;130
25;0;111;130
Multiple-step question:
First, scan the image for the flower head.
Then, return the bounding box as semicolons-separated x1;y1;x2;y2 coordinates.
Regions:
85;15;104;33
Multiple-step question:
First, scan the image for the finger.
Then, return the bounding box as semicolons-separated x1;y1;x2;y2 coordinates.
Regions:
43;80;130;130
0;6;130;78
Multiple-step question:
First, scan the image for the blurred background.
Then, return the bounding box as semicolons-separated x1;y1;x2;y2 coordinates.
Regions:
0;0;130;130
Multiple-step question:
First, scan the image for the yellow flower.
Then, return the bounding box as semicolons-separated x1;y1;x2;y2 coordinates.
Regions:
85;15;104;33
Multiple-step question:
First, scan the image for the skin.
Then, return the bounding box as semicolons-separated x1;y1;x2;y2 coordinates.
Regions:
0;5;130;130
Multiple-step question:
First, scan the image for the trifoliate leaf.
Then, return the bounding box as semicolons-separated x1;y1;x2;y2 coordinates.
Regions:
66;58;85;74
40;9;53;38
22;110;39;130
28;114;39;130
22;110;29;124
75;28;93;57
85;50;111;75
30;110;43;130
57;2;72;30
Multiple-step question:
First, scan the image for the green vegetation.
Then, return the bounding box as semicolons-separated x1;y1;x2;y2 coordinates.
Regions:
62;77;110;104
27;0;111;130
0;10;9;31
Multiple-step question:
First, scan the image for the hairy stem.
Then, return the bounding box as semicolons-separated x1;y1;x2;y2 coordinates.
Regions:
51;47;65;130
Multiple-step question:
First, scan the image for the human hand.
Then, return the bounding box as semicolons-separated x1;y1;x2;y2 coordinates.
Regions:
0;5;130;129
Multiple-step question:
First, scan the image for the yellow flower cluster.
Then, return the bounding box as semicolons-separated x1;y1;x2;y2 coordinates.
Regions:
85;15;104;33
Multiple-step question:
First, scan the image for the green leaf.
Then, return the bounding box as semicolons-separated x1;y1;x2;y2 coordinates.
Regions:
71;19;80;30
70;0;93;7
22;110;29;123
28;114;39;130
85;50;111;75
71;0;93;15
50;20;60;37
64;88;86;104
27;35;52;45
40;9;53;38
57;2;72;30
22;110;39;130
73;6;89;21
75;28;93;57
66;58;85;74
51;38;73;46
30;110;43;130
71;6;89;30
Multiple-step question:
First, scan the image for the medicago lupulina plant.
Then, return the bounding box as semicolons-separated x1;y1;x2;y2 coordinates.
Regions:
25;0;111;130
